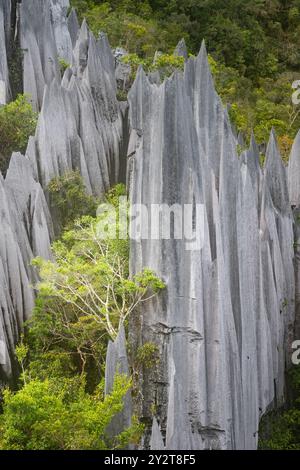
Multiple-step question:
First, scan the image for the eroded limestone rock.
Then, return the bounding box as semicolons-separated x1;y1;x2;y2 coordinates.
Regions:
128;45;295;450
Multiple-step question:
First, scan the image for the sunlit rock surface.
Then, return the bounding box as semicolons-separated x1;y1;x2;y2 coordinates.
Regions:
0;154;53;382
128;44;296;450
0;1;126;383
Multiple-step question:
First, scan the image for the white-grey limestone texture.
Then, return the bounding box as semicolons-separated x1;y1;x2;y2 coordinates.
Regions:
129;43;296;450
0;0;11;104
0;154;53;381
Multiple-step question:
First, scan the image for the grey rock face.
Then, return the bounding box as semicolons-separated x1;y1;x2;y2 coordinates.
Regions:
0;1;299;452
0;0;11;104
27;22;125;195
174;38;188;61
0;2;126;383
128;45;295;450
0;154;53;381
105;326;132;437
150;418;165;450
20;0;72;110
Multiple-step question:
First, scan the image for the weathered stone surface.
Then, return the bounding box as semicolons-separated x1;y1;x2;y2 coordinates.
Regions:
174;38;188;61
128;44;295;450
27;22;125;196
20;0;72;110
105;326;132;437
0;0;11;104
0;2;125;384
288;130;300;206
67;8;80;47
0;154;53;382
0;1;299;451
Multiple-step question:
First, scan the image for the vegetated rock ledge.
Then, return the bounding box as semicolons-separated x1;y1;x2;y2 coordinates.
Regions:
0;0;299;450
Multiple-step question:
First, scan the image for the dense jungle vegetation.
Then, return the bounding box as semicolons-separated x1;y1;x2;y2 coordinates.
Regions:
72;0;300;157
0;178;165;449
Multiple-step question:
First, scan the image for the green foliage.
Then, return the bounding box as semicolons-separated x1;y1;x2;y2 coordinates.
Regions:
259;365;300;449
135;342;159;370
70;1;300;83
209;55;300;156
0;184;158;450
0;373;140;450
30;184;165;386
0;94;38;174
32;216;165;342
48;171;99;231
71;1;187;57
58;57;71;76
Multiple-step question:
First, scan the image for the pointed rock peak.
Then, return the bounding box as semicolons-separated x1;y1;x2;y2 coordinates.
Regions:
133;65;149;87
5;153;33;182
98;31;110;47
290;129;300;157
244;133;260;172
150;418;165;450
197;40;211;69
67;7;79;46
264;128;289;213
68;7;78;23
250;132;259;153
73;21;90;73
174;38;188;60
87;29;97;51
199;39;207;56
115;324;127;357
195;39;215;92
265;128;281;168
79;18;89;38
288;130;300;206
129;65;154;102
97;31;115;76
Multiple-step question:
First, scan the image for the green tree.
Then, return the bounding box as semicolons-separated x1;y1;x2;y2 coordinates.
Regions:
0;94;38;174
48;170;99;231
0;373;142;450
259;365;300;449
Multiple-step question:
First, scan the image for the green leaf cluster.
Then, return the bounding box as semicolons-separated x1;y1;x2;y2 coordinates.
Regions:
0;373;142;450
259;365;300;449
0;94;38;174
